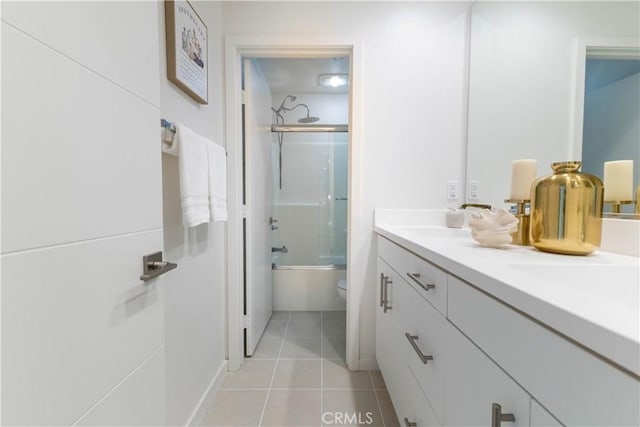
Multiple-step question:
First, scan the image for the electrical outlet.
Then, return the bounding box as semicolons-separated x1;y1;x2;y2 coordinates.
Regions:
468;180;480;201
447;180;460;202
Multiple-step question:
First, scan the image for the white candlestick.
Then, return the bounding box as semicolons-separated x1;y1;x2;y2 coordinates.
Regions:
510;159;537;200
604;160;633;201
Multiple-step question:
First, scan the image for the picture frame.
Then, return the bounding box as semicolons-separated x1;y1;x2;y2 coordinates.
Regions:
164;0;208;104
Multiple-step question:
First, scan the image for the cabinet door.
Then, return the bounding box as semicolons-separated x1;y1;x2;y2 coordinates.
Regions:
399;370;442;427
376;258;406;419
444;322;530;426
407;290;447;423
530;399;563;427
376;258;393;389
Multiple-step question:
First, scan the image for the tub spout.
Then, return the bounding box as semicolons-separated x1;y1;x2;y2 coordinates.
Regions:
272;246;288;253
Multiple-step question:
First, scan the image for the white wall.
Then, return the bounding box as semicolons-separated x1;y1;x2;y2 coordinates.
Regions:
223;1;472;368
466;1;640;208
158;1;227;425
1;1;164;425
583;72;640;213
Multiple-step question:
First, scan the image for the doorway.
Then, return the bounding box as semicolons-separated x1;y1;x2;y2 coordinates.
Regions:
225;37;363;372
244;58;350;356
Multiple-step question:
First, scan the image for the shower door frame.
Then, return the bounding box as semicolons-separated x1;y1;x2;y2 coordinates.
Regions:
224;35;364;372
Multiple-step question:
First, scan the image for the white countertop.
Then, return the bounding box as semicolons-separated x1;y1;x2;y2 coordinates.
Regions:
374;210;640;377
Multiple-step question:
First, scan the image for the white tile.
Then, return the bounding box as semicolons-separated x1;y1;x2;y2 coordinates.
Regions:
261;390;321;426
291;311;322;322
2;1;160;105
323;360;373;390
201;390;267;426
252;338;283;359
272;360;322;389
323;311;347;321
322;338;346;362
286;319;322;338
1;24;162;252
322;390;383;427
75;347;166;426
368;371;387;389
271;311;291;321
323;319;346;338
263;320;288;338
374;390;400;427
221;360;276;389
280;338;322;359
1;230;164;425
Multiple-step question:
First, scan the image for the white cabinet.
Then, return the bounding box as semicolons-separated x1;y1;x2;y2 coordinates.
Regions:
376;255;441;426
376;234;640;427
444;321;530;426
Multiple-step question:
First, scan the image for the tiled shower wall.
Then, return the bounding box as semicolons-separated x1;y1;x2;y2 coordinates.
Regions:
272;94;349;266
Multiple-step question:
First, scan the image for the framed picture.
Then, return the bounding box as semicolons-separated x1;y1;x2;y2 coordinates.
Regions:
165;0;208;104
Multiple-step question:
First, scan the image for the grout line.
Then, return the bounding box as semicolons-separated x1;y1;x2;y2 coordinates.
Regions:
257;311;291;426
370;372;386;427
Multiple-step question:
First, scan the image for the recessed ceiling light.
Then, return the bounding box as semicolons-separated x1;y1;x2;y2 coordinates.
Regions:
318;74;349;88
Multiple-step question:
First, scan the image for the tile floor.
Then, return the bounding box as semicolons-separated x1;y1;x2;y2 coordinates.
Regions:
201;311;399;427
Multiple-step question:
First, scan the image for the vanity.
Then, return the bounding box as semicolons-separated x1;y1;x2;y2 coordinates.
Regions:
374;210;639;427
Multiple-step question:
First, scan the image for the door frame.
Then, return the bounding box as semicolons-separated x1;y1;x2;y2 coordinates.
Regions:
569;36;640;160
225;35;364;371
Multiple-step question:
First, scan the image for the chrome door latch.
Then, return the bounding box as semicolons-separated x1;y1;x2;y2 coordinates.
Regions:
140;251;177;281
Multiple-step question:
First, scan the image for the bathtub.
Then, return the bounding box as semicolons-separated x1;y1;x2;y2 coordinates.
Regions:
272;264;347;311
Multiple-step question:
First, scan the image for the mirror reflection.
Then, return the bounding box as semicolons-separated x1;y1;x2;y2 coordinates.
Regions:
466;1;640;215
582;52;639;213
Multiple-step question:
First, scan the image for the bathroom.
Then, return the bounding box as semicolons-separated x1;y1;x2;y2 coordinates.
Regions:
242;57;350;357
1;1;638;426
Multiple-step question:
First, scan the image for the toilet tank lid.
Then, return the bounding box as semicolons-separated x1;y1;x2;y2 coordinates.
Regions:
338;279;347;290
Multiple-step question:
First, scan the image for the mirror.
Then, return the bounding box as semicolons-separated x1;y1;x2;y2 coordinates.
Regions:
466;1;639;213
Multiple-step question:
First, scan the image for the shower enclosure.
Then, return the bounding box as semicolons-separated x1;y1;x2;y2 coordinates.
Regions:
270;95;349;311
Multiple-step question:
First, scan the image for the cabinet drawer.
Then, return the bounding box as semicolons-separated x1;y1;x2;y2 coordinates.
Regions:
405;287;447;422
444;320;530;426
398;368;442;427
448;275;640;426
378;236;447;315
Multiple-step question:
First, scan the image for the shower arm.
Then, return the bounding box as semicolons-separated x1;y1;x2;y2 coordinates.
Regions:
280;103;311;117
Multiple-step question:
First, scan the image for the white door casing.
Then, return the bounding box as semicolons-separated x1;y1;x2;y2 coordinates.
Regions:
225;36;363;371
243;58;274;355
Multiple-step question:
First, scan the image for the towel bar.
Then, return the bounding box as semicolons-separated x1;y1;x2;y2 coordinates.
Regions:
161;118;228;157
161;118;176;133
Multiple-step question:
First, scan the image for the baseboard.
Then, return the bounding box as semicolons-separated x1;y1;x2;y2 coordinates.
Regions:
186;360;227;426
358;358;379;371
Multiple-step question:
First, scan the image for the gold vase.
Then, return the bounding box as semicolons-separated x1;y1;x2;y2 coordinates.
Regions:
530;161;603;255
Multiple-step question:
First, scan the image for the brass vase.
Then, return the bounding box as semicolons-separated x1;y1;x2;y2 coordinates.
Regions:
530;161;603;255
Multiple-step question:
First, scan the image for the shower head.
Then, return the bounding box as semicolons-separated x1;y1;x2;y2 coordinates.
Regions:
273;96;320;124
298;115;320;123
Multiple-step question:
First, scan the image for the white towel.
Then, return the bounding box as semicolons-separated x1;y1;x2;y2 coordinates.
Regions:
208;142;228;221
163;124;211;228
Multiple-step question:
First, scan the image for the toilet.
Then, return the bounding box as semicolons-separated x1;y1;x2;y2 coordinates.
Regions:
337;279;347;300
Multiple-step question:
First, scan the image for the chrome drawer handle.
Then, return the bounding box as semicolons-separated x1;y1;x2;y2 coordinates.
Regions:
405;332;433;364
406;272;435;291
383;276;392;313
403;418;417;427
491;403;515;427
380;273;385;307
